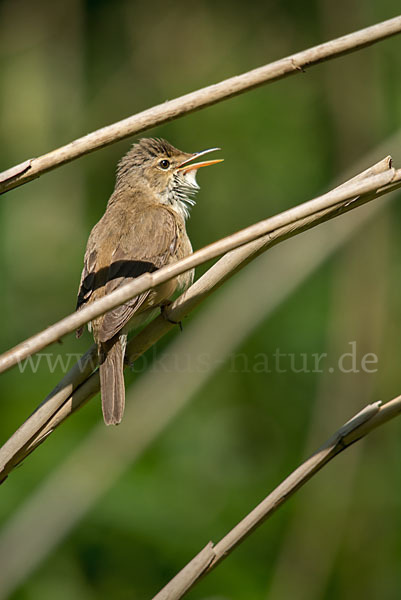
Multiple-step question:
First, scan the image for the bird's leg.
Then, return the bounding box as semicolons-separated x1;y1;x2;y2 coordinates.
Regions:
124;354;136;371
160;300;183;331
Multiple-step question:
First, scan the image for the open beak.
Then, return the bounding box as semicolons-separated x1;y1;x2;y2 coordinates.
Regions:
177;147;223;174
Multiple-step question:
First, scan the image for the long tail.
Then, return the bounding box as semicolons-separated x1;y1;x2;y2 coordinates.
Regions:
99;335;127;425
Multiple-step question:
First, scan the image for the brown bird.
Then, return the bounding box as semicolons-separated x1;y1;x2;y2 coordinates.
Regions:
76;138;222;425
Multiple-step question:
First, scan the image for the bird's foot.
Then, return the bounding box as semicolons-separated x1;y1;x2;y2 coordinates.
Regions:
124;355;136;372
160;301;183;331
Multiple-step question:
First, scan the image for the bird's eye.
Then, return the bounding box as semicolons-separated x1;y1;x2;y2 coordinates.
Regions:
159;159;170;169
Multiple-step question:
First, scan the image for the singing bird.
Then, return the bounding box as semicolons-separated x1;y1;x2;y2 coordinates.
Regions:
76;138;222;425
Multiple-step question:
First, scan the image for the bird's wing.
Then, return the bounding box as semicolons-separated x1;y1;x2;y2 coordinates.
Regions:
75;247;98;338
76;205;179;342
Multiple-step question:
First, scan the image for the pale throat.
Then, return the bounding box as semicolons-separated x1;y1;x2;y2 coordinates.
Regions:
162;169;200;220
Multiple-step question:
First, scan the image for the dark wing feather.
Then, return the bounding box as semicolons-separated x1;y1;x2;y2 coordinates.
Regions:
75;249;98;338
99;258;157;340
77;204;179;342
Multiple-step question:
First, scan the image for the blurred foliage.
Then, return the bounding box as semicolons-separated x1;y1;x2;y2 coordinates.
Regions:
1;0;401;599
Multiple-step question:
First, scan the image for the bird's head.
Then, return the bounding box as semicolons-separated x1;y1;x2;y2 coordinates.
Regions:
115;138;223;219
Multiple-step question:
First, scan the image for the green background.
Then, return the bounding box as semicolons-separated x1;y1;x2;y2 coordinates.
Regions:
1;1;401;598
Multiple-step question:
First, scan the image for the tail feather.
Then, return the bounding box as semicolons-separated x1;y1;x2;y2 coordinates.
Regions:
99;336;126;425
